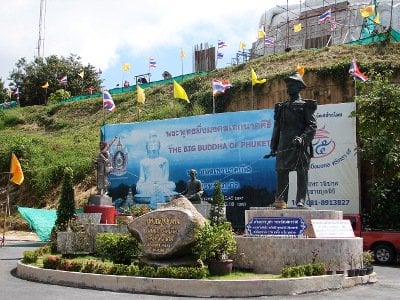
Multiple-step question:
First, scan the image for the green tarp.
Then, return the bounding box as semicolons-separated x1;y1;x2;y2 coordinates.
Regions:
17;207;57;242
348;29;400;45
61;71;208;104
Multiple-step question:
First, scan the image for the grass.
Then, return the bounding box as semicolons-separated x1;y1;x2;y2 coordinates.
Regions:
208;271;279;280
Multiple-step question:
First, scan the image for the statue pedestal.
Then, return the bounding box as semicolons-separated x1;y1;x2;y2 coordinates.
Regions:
88;194;112;206
234;208;362;274
193;202;212;219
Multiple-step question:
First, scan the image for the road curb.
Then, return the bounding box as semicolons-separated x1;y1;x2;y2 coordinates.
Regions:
16;262;377;297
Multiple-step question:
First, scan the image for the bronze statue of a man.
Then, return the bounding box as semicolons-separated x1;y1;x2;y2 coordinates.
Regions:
268;73;317;209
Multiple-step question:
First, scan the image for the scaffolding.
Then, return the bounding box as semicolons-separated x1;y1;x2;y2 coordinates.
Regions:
251;0;399;58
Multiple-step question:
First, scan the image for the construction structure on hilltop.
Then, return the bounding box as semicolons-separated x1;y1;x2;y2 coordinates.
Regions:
251;0;399;58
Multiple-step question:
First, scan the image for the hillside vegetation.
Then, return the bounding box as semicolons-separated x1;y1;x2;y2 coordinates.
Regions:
1;43;400;210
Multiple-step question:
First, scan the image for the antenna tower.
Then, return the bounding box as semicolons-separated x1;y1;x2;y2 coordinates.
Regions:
37;0;46;57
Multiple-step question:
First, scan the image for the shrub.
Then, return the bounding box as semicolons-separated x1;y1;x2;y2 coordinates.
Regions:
193;221;237;262
281;263;326;278
209;181;226;226
126;264;140;276
81;261;97;273
138;265;157;277
109;264;129;275
54;167;76;232
59;259;83;272
34;244;52;256
22;250;38;264
95;233;141;265
43;255;61;269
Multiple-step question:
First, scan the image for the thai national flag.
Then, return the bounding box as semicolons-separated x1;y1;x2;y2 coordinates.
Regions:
319;9;331;23
218;40;227;48
59;75;67;84
264;37;274;46
349;58;368;83
212;79;232;96
103;90;116;111
149;57;157;68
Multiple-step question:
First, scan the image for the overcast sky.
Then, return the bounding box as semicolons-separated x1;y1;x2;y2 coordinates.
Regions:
1;0;297;89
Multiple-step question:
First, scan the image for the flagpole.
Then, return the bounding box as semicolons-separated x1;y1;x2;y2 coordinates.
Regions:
2;172;11;246
181;58;184;81
44;87;48;105
354;78;357;97
102;105;106;126
251;85;255;110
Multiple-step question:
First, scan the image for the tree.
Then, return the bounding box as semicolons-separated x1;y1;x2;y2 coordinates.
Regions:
0;78;8;101
8;54;103;106
209;181;226;226
47;89;71;105
54;167;76;232
354;70;400;229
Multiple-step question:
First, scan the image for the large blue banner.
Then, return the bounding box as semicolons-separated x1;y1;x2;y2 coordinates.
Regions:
102;103;359;228
102;109;275;227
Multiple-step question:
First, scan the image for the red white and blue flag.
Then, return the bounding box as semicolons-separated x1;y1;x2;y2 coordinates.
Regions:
149;57;157;68
319;9;331;23
59;75;68;84
349;58;368;83
212;79;232;96
264;37;274;46
103;90;116;111
218;39;227;49
217;51;224;59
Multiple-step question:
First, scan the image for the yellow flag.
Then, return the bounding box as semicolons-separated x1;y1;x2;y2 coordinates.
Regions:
41;82;49;89
296;65;305;76
360;5;375;18
374;12;380;24
239;41;246;50
122;63;131;72
173;81;189;103
10;153;24;185
137;85;145;104
258;28;266;39
251;68;266;86
180;48;186;59
78;70;84;78
294;23;302;33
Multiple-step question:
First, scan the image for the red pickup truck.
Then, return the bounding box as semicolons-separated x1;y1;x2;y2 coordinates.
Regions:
344;214;400;264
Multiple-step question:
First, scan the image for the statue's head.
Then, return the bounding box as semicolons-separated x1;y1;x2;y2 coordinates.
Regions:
284;73;306;89
189;169;197;177
284;73;306;98
146;131;160;154
100;141;107;150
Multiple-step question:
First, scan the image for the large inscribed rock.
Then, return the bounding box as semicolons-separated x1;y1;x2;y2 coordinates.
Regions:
128;196;206;259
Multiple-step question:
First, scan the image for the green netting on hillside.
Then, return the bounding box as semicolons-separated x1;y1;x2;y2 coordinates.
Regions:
17;207;57;242
348;29;400;45
61;71;208;104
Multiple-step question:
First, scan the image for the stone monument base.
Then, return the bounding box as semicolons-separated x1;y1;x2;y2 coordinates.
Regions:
193;202;212;219
233;208;362;274
88;194;112;206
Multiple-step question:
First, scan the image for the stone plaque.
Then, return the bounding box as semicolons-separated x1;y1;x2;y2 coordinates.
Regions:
311;219;355;238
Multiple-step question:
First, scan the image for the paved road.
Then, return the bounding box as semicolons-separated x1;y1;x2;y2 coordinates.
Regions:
1;239;399;300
